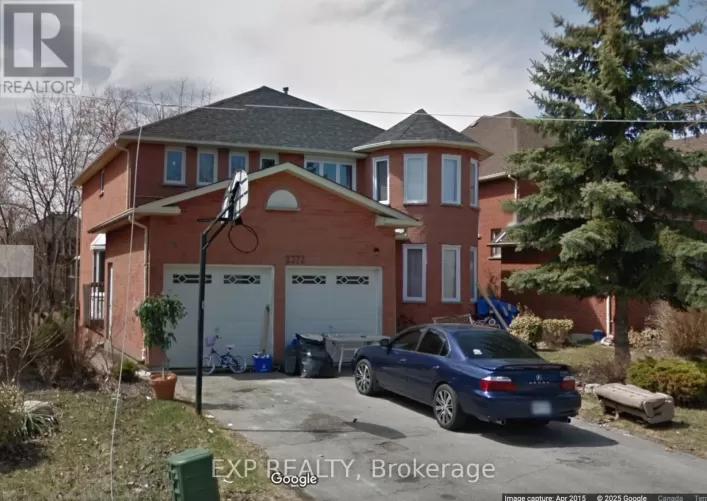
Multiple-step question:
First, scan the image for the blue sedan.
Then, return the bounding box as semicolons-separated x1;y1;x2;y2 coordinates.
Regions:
352;324;581;430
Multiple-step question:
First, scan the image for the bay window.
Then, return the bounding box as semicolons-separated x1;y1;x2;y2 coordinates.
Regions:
441;154;461;204
403;244;427;302
441;245;461;302
404;153;427;204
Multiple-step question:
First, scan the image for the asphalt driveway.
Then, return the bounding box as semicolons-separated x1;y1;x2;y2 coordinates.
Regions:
178;373;707;501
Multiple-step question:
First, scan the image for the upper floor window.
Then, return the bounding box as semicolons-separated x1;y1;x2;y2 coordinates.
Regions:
470;158;479;207
99;169;105;194
305;158;355;190
229;152;248;177
441;154;461;204
490;229;503;258
261;153;278;170
404;153;427;204
197;149;218;185
164;148;186;185
372;156;389;204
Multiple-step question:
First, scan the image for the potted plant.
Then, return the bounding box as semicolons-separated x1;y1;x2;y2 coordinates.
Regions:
135;293;186;400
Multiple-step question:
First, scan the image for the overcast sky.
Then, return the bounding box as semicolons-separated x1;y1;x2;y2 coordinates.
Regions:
2;0;705;131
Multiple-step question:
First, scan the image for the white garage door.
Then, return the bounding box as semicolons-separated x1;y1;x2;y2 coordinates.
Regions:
163;265;273;369
285;267;382;344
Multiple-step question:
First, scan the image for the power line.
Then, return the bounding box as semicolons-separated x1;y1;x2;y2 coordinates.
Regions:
29;90;707;125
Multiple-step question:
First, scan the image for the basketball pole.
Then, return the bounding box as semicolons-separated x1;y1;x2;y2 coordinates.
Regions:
195;184;239;415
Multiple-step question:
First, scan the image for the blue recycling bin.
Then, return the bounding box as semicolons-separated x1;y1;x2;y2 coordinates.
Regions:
592;329;605;341
253;353;272;373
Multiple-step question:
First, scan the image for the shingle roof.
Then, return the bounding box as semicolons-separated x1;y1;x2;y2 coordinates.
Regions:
354;109;484;150
462;111;555;179
121;86;383;154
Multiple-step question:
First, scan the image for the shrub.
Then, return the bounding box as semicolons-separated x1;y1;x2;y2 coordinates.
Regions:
627;357;707;406
648;302;707;357
577;354;628;385
0;383;25;445
509;309;543;348
111;358;139;382
542;319;573;348
628;327;663;350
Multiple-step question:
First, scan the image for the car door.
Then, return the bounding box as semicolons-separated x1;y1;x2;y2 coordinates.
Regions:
405;330;450;403
376;328;423;394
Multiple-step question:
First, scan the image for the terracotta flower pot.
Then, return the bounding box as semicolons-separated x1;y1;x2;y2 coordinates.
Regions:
150;372;177;400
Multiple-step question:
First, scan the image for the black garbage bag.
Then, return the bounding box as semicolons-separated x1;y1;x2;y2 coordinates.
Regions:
284;344;299;376
296;334;337;378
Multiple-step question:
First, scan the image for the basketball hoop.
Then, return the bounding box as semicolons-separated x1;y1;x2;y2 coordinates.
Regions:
221;170;249;221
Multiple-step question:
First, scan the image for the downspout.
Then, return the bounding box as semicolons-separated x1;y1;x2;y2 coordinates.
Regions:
606;296;612;336
129;215;149;361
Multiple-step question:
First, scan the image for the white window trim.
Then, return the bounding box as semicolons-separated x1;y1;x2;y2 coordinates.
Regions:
470;158;479;207
402;243;427;302
99;169;105;194
196;149;218;186
490;229;504;258
470;246;478;302
441;154;462;205
441;244;461;303
260;152;279;170
229;151;249;176
403;153;428;204
304;157;357;190
372;156;390;204
164;147;186;185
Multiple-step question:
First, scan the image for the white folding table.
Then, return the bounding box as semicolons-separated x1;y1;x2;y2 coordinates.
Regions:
323;334;387;373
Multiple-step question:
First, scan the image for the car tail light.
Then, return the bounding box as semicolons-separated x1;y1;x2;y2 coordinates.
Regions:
480;376;516;392
561;375;576;391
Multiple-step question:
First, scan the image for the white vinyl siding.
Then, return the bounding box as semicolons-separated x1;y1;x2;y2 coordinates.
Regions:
372;156;389;203
470;158;479;207
404;153;427;204
441;155;461;204
197;149;218;185
441;245;461;302
403;244;426;302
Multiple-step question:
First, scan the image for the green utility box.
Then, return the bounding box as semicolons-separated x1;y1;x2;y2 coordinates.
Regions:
167;448;220;501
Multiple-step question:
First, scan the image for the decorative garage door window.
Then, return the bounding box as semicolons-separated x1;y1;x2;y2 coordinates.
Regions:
336;275;370;285
173;274;212;284
292;275;326;285
224;274;261;285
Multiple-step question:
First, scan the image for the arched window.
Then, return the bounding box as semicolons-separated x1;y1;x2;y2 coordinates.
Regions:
266;189;299;211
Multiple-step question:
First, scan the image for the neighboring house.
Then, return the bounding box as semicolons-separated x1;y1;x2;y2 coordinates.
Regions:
463;111;649;335
71;86;491;368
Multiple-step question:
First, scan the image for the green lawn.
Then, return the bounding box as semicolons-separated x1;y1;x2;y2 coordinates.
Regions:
542;344;707;460
0;383;305;501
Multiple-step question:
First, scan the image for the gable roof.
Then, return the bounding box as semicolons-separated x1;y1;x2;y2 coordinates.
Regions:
88;163;421;234
462;111;555;180
352;109;492;158
121;86;383;154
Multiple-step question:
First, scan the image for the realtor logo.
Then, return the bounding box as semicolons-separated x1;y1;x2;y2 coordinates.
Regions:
0;0;82;97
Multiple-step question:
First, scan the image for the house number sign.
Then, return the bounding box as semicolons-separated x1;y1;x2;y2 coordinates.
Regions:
285;255;305;265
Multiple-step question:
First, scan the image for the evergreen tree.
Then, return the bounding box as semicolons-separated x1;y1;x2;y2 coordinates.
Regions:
503;0;707;362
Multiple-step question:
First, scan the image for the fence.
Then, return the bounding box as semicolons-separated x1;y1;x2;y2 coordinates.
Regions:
82;282;105;328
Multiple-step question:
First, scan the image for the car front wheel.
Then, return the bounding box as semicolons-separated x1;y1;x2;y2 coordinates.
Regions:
434;384;466;430
354;359;380;396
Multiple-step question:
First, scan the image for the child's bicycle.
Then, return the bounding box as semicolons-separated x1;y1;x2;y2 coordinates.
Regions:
203;335;247;375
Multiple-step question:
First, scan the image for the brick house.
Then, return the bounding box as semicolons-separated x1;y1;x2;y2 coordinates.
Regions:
463;111;653;335
72;86;491;368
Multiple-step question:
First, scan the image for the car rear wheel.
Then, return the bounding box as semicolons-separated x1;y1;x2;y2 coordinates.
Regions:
354;359;380;396
434;384;466;430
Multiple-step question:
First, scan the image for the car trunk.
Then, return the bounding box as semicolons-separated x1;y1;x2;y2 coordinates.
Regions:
476;359;571;394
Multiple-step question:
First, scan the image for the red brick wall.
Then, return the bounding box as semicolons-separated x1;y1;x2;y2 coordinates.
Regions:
477;178;514;295
362;147;481;324
104;171;398;364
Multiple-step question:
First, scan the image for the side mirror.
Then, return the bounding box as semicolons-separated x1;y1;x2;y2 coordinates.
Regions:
379;338;390;348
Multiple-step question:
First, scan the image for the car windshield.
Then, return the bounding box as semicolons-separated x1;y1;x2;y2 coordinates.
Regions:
451;329;542;359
